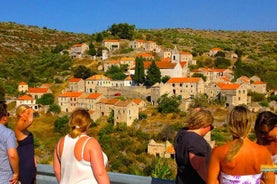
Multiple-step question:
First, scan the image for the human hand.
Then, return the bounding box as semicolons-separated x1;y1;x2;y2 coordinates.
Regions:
9;174;19;184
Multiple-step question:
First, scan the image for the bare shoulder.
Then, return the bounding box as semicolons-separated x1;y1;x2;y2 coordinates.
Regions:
85;136;101;150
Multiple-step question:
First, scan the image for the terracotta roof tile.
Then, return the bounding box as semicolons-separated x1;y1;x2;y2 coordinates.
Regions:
28;88;49;93
167;77;201;83
59;92;83;97
17;95;34;100
216;83;240;90
69;78;82;82
87;93;101;99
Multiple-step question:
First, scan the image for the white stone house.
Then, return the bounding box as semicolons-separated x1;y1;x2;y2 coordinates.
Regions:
27;87;52;99
166;77;205;99
113;100;139;126
147;139;174;158
18;81;28;93
85;75;111;93
68;78;85;92
209;47;222;56
251;81;267;94
16;95;38;110
216;83;248;107
58;92;83;112
102;39;120;51
129;39;145;49
68;43;89;58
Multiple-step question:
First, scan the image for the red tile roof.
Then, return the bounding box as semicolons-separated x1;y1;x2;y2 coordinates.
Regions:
216;83;240;90
59;92;83;97
87;93;101;99
167;77;201;83
69;78;82;82
28;88;49;93
17;95;34;100
144;61;176;69
19;81;27;85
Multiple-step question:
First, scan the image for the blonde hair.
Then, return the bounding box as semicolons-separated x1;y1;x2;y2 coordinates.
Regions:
226;105;252;162
186;108;214;129
16;104;31;118
68;108;91;138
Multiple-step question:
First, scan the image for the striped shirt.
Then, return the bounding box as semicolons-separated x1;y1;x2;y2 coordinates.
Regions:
0;124;17;183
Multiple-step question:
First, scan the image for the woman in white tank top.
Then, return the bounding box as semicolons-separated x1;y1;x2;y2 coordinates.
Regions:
53;108;110;184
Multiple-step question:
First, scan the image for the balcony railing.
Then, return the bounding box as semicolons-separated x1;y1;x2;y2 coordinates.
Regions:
36;164;175;184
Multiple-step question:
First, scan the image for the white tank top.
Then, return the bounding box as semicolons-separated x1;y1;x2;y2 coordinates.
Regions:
59;135;108;184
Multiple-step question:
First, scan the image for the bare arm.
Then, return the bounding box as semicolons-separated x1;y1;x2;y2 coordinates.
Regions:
189;152;208;182
8;148;19;184
88;138;110;184
207;148;220;184
53;138;63;183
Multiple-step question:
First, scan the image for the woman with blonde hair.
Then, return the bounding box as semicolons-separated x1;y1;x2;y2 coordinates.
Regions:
53;108;110;184
207;105;274;184
15;104;36;184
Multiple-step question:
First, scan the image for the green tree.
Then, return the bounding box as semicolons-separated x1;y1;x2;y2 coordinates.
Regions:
145;61;161;86
157;94;181;113
54;115;69;135
108;23;135;40
73;65;95;79
233;57;243;80
95;33;103;42
88;42;96;56
133;57;145;85
47;104;61;114
36;93;54;105
214;57;231;68
0;83;5;101
161;75;170;83
52;43;64;54
105;65;127;80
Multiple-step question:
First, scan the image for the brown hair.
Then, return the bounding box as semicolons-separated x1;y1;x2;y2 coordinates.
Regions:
68;108;91;138
226;105;252;162
186;107;214;129
254;111;277;144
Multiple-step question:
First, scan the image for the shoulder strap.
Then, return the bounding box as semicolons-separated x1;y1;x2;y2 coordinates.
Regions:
81;136;91;160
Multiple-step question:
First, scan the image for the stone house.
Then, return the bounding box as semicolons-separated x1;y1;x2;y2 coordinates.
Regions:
16;95;38;110
166;77;205;99
102;39;120;51
250;81;267;94
236;76;251;91
58;92;83;112
190;67;233;83
27;87;52;99
18;81;28;93
136;52;155;60
129;61;185;78
147;139;174;158
68;78;85;92
133;99;147;111
129;39;145;50
145;41;160;52
216;83;248;107
85;74;111;93
85;93;103;110
96;98;120;117
209;47;222;56
68;43;89;58
113;100;138;126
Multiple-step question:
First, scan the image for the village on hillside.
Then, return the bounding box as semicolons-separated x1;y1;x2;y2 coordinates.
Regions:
15;38;277;158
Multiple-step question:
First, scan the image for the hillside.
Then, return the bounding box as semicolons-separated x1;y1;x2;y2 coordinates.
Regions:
0;21;276;90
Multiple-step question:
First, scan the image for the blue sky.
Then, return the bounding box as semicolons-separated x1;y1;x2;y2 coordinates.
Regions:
0;0;276;34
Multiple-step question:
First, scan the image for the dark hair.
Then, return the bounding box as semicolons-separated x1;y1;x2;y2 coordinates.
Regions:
254;111;277;144
0;102;8;119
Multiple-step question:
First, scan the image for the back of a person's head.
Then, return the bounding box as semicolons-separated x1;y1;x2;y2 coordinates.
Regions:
0;101;8;119
228;105;252;139
254;110;277;144
226;105;252;162
69;108;91;138
255;111;277;132
186;107;214;129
